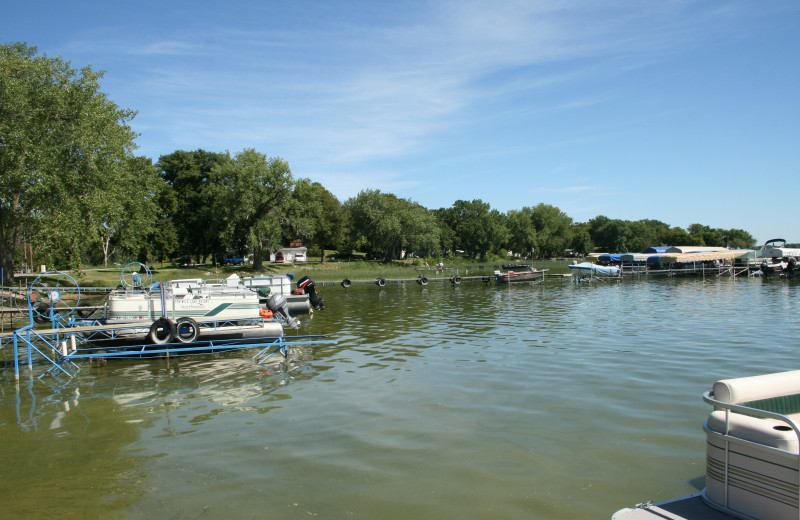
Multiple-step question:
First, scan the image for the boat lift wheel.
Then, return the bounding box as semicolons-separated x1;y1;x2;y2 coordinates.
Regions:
22;271;81;323
148;317;176;344
120;262;153;290
175;317;199;343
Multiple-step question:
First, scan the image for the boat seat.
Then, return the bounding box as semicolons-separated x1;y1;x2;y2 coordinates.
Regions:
706;410;800;452
712;370;800;406
704;370;800;520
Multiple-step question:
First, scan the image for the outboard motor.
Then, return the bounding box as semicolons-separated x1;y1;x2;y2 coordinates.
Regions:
760;260;774;277
267;294;299;329
787;258;797;277
297;276;324;310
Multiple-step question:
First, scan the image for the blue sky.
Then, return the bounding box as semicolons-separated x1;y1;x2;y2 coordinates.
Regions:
4;0;799;244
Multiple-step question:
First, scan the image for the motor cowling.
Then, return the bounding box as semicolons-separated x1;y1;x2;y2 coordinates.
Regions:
267;294;299;328
297;276;324;310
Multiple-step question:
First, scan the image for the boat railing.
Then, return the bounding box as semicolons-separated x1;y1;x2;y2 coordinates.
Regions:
702;390;800;519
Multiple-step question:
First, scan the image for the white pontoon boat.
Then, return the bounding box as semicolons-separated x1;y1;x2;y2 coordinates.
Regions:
613;370;800;520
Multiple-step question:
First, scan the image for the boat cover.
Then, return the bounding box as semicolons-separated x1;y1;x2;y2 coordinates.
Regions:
568;262;619;275
598;254;624;263
640;246;671;254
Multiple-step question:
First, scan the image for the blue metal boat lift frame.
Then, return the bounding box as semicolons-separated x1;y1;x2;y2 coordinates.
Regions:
3;316;334;380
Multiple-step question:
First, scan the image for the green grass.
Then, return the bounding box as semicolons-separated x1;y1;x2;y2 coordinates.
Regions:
8;256;574;289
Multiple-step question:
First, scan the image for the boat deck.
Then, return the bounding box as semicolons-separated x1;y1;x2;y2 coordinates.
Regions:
613;494;738;520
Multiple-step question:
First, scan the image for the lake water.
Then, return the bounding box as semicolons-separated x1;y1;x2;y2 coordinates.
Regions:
2;276;799;519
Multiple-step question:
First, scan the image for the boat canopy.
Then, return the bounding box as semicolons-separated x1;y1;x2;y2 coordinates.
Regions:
665;246;728;254
655;250;753;263
640;246;671;254
620;253;656;262
598;254;624;263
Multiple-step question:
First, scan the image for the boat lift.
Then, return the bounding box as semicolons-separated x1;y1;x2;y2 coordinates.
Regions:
1;271;334;381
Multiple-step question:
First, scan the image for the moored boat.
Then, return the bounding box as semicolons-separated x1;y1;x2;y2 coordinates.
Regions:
493;265;549;283
568;261;620;276
80;264;302;345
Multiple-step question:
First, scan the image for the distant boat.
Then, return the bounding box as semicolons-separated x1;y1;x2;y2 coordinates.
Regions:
568;262;620;276
494;265;549;283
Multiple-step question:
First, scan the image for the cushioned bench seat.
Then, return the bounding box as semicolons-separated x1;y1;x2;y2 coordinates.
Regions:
703;370;800;520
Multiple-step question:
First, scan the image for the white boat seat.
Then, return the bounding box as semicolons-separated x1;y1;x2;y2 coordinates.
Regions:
706;410;800;452
703;370;800;520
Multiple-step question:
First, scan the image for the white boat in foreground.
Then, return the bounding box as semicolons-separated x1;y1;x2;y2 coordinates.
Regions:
613;370;800;520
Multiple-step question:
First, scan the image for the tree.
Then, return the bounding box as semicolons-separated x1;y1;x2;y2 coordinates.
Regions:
507;208;538;256
210;149;296;270
627;220;670;253
722;228;755;249
291;179;343;262
346;190;440;261
157;149;231;264
590;219;631;252
570;230;593;257
90;156;162;266
1;42;156;282
440;199;500;258
530;203;573;257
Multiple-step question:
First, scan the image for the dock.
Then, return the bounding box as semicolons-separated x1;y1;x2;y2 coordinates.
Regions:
1;315;334;381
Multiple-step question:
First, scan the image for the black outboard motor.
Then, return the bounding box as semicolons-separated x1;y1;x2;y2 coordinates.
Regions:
267;294;299;329
760;260;774;277
297;276;324;310
787;258;797;277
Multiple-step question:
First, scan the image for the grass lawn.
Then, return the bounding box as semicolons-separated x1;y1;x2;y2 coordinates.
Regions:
8;257;574;289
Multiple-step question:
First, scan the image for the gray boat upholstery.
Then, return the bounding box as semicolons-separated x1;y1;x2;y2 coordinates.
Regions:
703;370;800;520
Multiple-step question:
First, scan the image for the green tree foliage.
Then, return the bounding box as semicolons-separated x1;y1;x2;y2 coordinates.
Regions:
289;179;344;262
529;204;572;257
687;224;755;249
440;199;508;259
210;149;295;270
157;149;231;264
92;156;163;266
0;42;159;281
570;230;593;257
589;217;632;252
346;190;440;260
507;207;537;256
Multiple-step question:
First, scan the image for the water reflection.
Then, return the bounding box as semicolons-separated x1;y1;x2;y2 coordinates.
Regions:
1;348;317;519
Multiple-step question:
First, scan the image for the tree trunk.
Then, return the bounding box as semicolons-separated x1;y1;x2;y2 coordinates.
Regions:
0;232;14;285
251;238;265;271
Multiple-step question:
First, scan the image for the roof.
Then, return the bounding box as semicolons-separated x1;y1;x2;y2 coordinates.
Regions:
641;246;671;254
657;250;754;263
621;253;654;262
598;253;624;262
665;246;729;254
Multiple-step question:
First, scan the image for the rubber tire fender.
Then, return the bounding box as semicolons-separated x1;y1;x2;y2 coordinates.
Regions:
341;279;352;288
175;317;199;343
148;317;177;345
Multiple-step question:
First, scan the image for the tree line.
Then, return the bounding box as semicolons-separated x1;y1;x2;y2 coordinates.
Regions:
0;42;756;284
